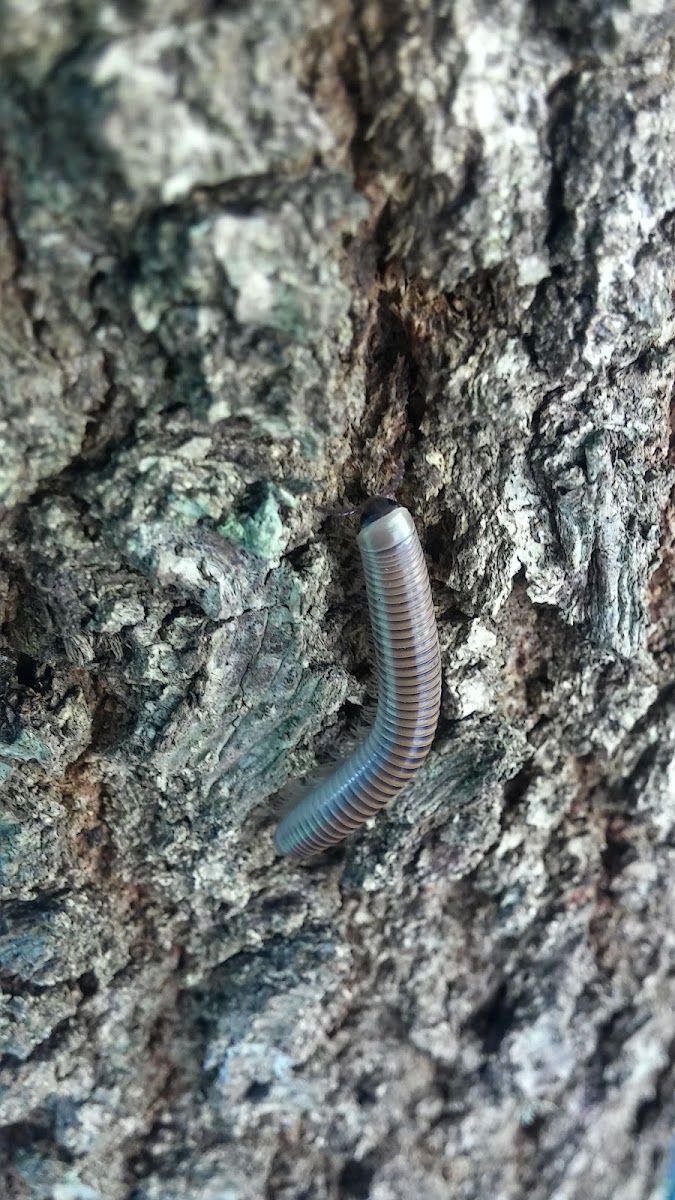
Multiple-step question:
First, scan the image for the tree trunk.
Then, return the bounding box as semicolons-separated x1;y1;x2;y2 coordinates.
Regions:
1;2;674;1198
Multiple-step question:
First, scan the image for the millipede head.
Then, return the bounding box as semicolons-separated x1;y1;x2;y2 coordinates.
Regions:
359;496;401;528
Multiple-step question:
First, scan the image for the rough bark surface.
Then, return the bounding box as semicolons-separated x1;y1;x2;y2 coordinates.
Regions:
1;2;674;1198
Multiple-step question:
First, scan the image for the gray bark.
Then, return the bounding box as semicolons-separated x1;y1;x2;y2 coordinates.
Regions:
1;2;674;1198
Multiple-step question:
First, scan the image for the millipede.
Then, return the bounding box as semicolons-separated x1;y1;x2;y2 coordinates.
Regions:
274;497;442;861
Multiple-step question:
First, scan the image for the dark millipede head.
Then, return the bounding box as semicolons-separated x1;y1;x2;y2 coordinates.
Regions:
321;496;402;524
320;453;406;524
359;496;401;528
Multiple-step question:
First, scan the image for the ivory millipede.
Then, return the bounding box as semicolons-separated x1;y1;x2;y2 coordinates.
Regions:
274;497;442;861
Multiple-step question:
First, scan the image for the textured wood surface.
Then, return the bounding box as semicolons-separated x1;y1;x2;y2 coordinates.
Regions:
1;3;674;1198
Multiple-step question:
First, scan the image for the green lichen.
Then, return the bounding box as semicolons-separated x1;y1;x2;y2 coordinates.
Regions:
0;819;20;879
0;729;51;767
168;496;213;523
218;490;288;561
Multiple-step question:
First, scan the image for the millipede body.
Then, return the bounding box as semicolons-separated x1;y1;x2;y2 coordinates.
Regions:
275;498;442;861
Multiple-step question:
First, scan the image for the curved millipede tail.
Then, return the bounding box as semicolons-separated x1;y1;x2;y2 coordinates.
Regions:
275;500;442;862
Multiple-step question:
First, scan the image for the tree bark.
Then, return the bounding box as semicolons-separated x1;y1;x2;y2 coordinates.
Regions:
1;2;674;1198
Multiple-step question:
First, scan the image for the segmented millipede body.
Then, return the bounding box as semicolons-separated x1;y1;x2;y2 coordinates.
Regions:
275;498;442;861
